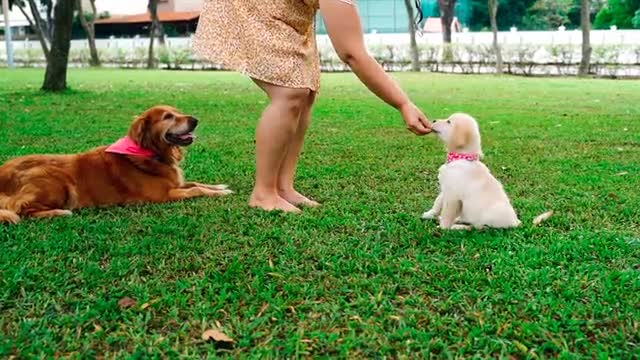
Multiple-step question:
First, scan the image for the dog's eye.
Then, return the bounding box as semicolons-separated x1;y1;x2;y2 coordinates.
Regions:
163;113;174;121
447;120;451;124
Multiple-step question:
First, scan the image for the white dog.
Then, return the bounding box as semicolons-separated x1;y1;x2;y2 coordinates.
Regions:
422;113;521;230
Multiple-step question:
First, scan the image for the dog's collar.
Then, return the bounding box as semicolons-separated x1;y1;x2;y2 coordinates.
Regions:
447;152;479;163
106;137;157;159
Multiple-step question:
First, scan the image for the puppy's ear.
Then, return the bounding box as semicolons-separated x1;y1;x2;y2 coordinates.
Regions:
450;123;471;151
128;115;152;149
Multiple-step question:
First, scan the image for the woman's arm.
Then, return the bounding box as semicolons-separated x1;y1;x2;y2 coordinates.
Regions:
319;0;431;135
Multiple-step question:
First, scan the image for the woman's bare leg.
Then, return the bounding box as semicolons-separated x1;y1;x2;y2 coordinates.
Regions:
277;91;320;207
249;79;310;213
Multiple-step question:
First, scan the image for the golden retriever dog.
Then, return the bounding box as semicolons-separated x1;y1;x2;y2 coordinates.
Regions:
422;113;520;230
0;105;231;224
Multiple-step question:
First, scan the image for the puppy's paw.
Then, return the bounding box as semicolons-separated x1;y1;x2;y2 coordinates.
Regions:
422;210;438;220
450;224;472;231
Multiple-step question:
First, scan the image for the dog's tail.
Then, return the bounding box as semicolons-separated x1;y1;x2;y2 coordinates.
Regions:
0;195;20;224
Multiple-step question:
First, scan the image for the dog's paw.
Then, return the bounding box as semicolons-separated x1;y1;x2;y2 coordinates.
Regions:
219;189;234;196
421;210;438;220
211;184;229;191
0;210;20;225
200;187;234;197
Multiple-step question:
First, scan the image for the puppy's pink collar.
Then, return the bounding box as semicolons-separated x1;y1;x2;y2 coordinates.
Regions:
106;137;156;159
448;152;479;163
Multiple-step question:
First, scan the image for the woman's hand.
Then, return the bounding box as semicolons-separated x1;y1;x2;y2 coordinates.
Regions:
400;102;432;135
320;0;432;136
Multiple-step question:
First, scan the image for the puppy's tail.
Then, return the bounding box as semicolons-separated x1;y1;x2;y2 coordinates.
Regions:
0;195;20;225
532;211;554;226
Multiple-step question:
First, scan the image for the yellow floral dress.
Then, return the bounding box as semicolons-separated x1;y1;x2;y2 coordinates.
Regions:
194;0;355;91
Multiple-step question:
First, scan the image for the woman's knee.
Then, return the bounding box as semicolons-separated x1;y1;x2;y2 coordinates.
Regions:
272;88;311;116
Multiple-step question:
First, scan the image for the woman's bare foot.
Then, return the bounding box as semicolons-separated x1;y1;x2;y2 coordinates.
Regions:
279;189;320;208
249;192;301;213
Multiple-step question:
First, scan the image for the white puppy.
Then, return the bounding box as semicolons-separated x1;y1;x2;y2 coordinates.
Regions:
422;113;521;230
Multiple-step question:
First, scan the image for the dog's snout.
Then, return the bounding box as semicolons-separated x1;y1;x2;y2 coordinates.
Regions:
188;117;199;128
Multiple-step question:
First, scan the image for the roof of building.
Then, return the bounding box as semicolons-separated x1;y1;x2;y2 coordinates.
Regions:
423;17;462;33
95;11;200;25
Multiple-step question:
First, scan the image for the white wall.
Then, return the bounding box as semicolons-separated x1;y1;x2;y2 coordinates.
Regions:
174;0;204;12
94;0;147;15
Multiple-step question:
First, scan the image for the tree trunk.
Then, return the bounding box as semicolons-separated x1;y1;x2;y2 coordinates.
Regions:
76;0;100;66
157;19;166;46
438;0;456;44
42;0;75;92
27;0;51;43
2;0;14;68
16;2;51;61
488;0;503;74
403;0;420;71
438;0;456;61
147;0;159;69
44;0;53;40
578;0;591;76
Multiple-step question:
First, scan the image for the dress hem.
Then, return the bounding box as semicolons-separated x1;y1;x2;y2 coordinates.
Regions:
192;44;320;92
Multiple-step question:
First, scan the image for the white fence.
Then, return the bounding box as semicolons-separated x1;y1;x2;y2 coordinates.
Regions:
2;30;639;76
4;29;639;51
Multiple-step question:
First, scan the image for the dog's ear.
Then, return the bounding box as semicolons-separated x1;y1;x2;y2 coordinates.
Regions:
128;115;152;149
450;123;471;151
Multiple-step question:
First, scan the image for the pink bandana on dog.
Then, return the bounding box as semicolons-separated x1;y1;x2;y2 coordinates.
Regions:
105;137;156;158
447;152;479;163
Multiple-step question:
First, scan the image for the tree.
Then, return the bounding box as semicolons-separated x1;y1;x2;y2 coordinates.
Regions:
578;0;592;76
438;0;457;61
42;0;75;91
488;0;503;74
438;0;457;43
594;0;640;29
3;0;15;68
468;0;537;31
9;0;53;61
76;0;100;66
634;9;640;28
147;0;164;69
568;0;606;28
523;0;573;30
404;0;421;72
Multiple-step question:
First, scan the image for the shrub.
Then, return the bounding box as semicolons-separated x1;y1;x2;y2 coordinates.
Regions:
504;44;538;76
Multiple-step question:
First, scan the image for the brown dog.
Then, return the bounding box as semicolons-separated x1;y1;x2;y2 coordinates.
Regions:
0;105;231;224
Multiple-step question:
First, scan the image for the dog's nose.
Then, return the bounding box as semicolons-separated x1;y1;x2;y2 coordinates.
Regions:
188;117;199;128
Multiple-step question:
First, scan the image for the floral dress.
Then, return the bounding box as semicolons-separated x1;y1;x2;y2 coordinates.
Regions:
194;0;355;91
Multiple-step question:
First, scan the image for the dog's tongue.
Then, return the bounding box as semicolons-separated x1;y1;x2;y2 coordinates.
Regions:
179;132;196;140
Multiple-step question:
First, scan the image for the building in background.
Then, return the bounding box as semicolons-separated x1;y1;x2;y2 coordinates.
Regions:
94;0;202;38
1;0;94;40
315;0;470;34
317;0;411;34
3;0;468;40
157;0;202;13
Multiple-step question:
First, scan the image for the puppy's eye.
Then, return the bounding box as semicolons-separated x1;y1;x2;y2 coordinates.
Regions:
447;120;451;124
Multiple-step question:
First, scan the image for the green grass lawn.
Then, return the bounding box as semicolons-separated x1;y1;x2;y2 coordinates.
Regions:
0;69;639;358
